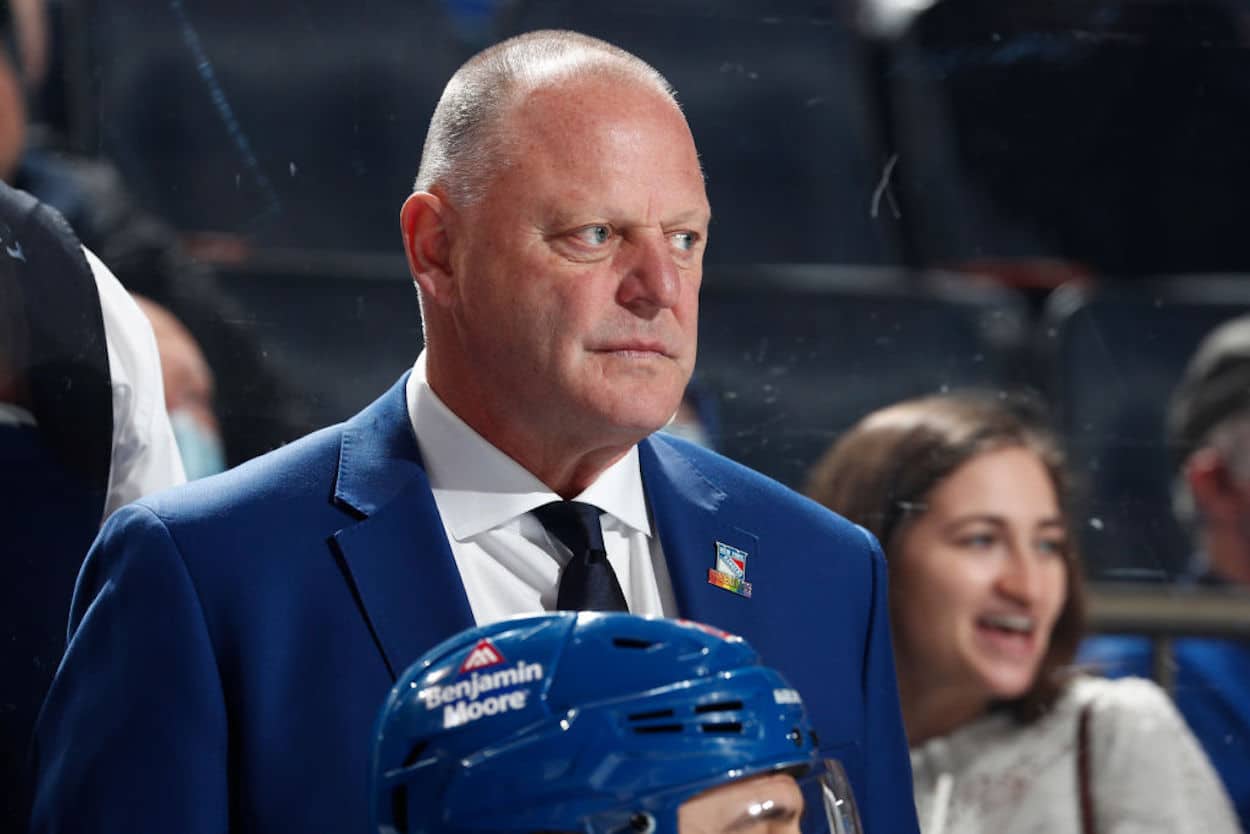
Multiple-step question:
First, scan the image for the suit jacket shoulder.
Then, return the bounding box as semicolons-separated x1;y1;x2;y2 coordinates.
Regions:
32;374;476;834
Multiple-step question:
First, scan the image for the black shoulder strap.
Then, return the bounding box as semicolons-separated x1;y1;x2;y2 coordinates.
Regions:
0;182;113;521
1078;701;1097;834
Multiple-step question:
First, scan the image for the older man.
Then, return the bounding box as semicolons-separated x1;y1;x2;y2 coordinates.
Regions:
1082;314;1250;829
31;31;916;834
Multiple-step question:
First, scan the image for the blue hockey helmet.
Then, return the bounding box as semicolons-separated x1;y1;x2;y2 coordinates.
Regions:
369;612;861;834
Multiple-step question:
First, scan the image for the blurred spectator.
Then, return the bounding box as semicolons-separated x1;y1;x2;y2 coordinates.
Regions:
0;182;185;518
133;295;226;480
0;0;315;466
658;377;721;450
0;0;22;181
7;0;45;86
1082;314;1250;827
805;392;1237;833
1;178;183;830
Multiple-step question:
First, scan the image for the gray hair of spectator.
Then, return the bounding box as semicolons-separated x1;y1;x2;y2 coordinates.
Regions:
1168;314;1250;527
803;391;1086;724
413;30;679;206
1172;412;1250;527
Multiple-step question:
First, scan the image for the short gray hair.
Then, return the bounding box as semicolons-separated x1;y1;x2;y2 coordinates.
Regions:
1167;314;1250;528
413;30;678;206
1173;409;1250;527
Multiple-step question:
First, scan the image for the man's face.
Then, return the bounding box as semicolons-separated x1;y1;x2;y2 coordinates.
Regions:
438;74;710;451
678;772;805;834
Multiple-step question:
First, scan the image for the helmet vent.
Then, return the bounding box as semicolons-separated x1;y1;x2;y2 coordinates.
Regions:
694;700;743;714
700;721;744;734
612;637;657;650
627;708;674;721
627;707;682;734
633;723;684;734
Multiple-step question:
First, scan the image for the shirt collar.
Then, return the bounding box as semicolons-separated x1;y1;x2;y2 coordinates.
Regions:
406;352;652;541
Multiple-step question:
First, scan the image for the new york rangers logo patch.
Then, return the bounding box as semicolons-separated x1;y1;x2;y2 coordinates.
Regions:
459;638;505;673
708;541;752;598
715;542;747;580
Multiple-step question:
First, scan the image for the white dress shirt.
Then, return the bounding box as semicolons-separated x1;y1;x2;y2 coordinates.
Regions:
91;247;186;518
406;352;678;626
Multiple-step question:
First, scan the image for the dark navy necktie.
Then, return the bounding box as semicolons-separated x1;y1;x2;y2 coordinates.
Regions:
532;500;628;612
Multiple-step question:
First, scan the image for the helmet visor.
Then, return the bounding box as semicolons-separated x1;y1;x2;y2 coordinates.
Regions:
810;759;863;834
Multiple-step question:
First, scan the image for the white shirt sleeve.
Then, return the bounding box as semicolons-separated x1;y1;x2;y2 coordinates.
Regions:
1088;677;1240;834
88;246;186;519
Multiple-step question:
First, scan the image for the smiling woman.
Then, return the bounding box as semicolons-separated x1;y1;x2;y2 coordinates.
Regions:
887;444;1070;739
804;392;1239;834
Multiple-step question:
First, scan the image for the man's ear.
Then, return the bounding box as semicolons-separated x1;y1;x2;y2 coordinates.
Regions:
1186;447;1243;522
400;191;455;307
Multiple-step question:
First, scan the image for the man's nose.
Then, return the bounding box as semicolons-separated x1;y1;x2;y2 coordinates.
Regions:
616;232;682;314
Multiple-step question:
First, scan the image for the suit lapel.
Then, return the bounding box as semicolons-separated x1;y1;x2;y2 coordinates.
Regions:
639;437;763;632
330;398;775;680
330;373;475;680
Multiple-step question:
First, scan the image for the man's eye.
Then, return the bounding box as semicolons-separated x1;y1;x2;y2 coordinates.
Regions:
573;225;612;246
670;231;698;252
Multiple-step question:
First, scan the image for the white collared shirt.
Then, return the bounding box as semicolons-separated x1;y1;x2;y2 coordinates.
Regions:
406;353;678;626
91;248;186;519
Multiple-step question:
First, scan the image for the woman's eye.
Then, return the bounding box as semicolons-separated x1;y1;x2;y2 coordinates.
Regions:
959;532;997;550
1037;537;1068;558
670;231;698;251
573;225;612;246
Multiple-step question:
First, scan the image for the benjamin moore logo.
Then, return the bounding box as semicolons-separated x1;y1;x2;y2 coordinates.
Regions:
420;658;545;729
459;638;505;673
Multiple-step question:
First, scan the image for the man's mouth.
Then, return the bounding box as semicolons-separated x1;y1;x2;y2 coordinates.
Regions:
593;341;673;357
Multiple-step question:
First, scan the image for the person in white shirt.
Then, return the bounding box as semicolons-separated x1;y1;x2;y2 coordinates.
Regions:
1;179;182;829
806;391;1238;834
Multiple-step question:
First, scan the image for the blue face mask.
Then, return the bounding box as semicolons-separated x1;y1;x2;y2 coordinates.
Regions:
170;408;226;480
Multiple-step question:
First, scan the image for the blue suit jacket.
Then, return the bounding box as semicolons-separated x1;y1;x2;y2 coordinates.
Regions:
31;375;918;834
